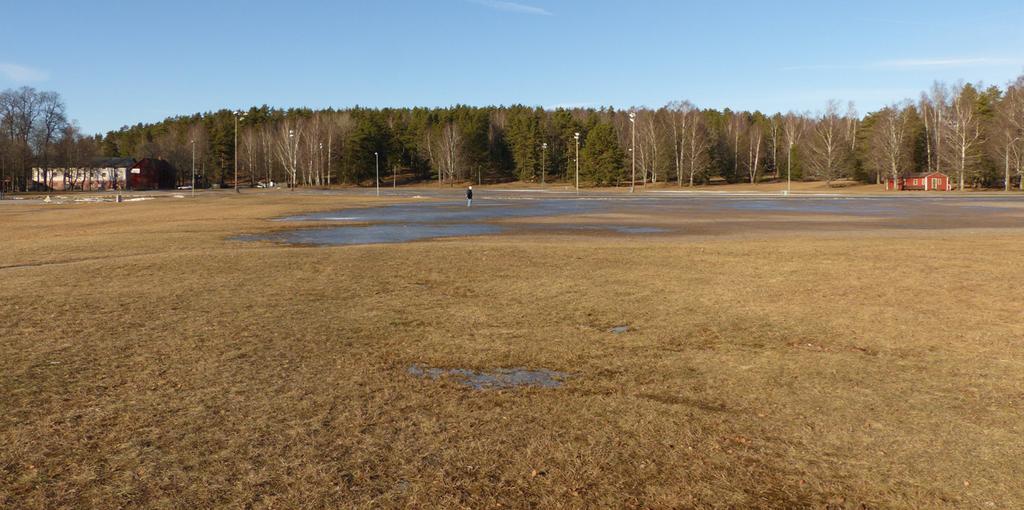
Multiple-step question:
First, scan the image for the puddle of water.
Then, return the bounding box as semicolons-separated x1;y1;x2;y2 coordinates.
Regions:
283;200;599;223
237;195;1024;247
707;198;899;215
408;364;569;390
605;225;666;234
540;224;668;234
249;199;608;246
609;325;630;334
239;223;503;245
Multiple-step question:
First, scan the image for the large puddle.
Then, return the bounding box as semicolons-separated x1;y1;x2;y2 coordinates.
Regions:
239;199;633;246
235;195;1024;246
408;364;569;390
281;199;598;223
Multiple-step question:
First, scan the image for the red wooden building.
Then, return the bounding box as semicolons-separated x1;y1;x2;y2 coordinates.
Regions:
128;158;177;190
885;171;951;191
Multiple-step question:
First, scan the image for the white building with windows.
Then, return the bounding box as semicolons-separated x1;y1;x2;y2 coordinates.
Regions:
31;158;134;191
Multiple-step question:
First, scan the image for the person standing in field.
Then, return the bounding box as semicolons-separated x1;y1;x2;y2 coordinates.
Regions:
466;185;473;207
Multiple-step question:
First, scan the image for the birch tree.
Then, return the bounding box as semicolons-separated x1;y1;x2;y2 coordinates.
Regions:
921;82;949;173
809;101;847;184
682;110;710;187
995;77;1024;190
273;120;301;188
782;112;807;187
667;101;696;185
870;102;911;186
746;119;763;184
945;83;983;190
638;109;661;184
429;121;462;184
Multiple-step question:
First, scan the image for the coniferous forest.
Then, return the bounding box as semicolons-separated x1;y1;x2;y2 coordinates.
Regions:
3;74;1024;191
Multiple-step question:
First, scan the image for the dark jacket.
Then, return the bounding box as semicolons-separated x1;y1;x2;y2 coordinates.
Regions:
467;189;473;199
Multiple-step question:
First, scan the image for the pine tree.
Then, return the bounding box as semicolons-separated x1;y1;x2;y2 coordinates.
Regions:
580;122;625;185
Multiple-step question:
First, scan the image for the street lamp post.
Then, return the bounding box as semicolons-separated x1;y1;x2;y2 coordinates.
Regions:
787;142;793;197
629;111;636;193
374;151;380;196
541;142;547;185
574;132;580;195
190;139;196;199
234;110;246;193
289;129;296;190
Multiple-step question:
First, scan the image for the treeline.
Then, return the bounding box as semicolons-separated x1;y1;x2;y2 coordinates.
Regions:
4;74;1023;192
0;87;101;191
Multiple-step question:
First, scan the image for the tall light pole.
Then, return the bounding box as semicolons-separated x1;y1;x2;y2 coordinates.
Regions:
574;132;580;195
190;139;196;199
787;142;792;196
393;157;397;190
289;129;296;191
541;142;547;185
233;110;246;193
374;151;380;196
319;142;324;188
629;111;636;193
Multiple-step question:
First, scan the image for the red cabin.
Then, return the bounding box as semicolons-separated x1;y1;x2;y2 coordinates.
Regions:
885;172;951;191
128;158;177;190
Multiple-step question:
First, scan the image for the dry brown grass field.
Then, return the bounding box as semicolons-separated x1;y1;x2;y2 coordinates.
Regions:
2;191;1023;508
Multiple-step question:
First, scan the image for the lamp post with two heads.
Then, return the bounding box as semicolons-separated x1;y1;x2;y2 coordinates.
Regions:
233;110;247;192
629;111;636;193
541;142;547;185
574;132;580;195
374;151;380;196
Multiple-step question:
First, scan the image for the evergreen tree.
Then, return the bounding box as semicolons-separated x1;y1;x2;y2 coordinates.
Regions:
580;122;624;185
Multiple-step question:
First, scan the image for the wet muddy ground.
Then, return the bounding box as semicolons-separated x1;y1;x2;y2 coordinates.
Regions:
237;194;1024;246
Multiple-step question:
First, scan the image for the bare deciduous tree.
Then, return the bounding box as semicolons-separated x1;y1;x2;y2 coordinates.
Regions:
667;101;695;186
920;82;949;174
683;110;711;187
746;119;763;184
869;102;912;186
273;120;301;189
428;121;462;185
994;77;1024;190
782;111;807;189
637;109;661;184
809;101;848;184
944;83;983;190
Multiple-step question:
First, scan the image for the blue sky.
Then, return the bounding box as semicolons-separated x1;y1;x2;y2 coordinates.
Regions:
2;0;1023;135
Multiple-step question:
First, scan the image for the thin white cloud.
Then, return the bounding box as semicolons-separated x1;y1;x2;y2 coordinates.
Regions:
470;0;552;16
546;102;594;110
0;62;49;82
873;57;1017;69
782;57;1020;72
780;64;850;71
